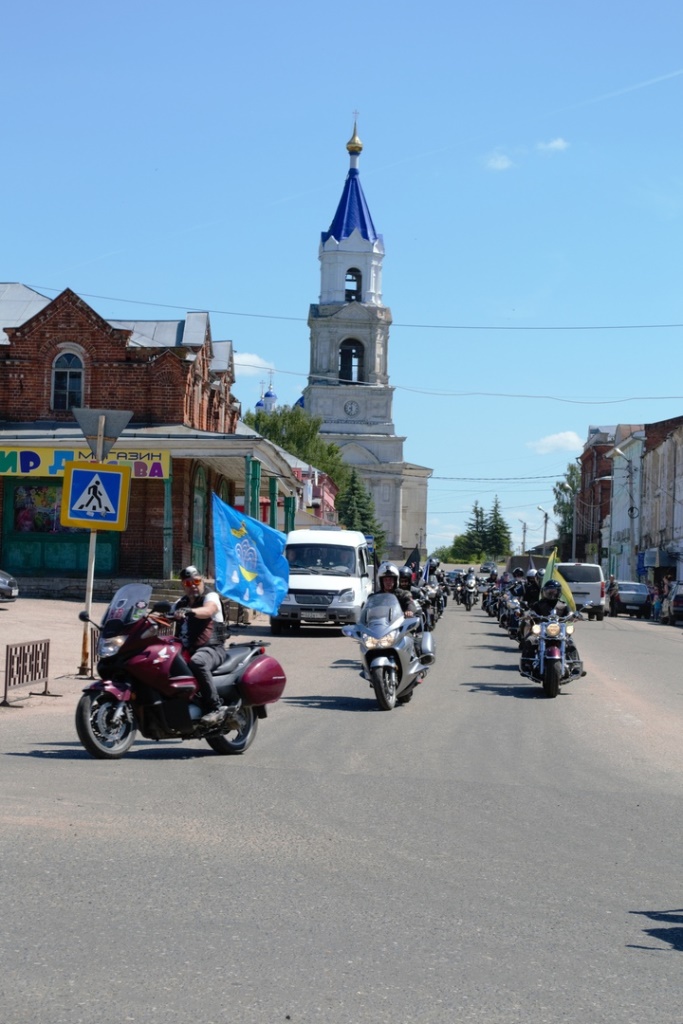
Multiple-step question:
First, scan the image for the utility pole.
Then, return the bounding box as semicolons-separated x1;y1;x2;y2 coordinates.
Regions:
537;506;549;556
518;519;527;554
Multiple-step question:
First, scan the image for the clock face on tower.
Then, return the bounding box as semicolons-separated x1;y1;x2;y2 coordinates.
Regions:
344;400;360;417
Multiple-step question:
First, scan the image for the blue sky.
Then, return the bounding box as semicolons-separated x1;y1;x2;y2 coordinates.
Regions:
5;0;683;554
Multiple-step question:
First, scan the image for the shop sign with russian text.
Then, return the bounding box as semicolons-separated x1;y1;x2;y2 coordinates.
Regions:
0;447;170;479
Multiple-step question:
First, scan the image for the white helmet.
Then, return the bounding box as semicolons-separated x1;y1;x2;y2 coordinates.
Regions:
378;562;399;589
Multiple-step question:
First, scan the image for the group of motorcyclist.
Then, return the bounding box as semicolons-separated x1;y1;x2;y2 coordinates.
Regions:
173;554;585;723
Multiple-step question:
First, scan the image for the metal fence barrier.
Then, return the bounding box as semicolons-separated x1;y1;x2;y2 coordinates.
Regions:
2;640;52;707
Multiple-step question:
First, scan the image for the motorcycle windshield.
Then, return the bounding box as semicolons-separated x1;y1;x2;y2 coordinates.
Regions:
361;592;403;627
100;583;153;635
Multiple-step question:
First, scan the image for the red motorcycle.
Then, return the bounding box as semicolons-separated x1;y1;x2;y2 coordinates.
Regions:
76;583;286;759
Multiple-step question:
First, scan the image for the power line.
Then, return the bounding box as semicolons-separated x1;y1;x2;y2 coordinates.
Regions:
28;284;683;333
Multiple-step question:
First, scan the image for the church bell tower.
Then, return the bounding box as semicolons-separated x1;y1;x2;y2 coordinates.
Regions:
303;125;431;559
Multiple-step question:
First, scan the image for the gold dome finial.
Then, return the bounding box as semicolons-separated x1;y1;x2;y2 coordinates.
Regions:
346;115;363;155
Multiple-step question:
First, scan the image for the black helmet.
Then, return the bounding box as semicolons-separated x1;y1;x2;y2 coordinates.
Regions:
513;568;524;578
398;566;413;586
541;579;562;599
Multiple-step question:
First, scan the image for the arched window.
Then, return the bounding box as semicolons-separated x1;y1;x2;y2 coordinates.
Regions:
52;352;83;410
345;268;362;302
339;340;365;383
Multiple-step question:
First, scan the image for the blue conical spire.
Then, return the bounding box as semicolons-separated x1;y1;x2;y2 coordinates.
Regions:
321;123;378;245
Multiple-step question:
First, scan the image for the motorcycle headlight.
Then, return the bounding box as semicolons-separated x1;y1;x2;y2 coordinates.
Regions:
546;623;561;637
97;634;127;657
566;623;574;635
531;624;541;635
364;629;399;649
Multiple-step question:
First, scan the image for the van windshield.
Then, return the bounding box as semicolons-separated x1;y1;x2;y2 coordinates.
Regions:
557;565;602;583
285;544;357;575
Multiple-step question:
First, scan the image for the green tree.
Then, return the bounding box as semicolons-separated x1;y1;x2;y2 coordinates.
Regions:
553;462;581;536
244;405;352;492
450;535;472;563
464;501;487;559
485;496;512;560
336;469;386;557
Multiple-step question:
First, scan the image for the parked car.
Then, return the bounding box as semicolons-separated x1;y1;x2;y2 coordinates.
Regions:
614;582;651;619
0;569;19;601
660;581;683;626
480;561;497;574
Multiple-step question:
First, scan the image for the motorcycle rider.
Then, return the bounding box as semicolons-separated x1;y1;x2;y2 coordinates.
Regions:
173;565;229;727
520;579;584;675
378;562;418;618
508;567;526;598
523;568;541;604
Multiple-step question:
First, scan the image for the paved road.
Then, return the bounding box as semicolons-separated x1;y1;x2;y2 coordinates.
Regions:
1;597;682;1023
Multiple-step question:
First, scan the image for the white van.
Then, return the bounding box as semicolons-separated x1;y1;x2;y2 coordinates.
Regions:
270;527;373;633
556;562;606;621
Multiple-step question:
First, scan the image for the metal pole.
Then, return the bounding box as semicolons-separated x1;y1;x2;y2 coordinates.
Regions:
542;512;548;556
78;415;105;675
571;492;577;560
627;461;636;579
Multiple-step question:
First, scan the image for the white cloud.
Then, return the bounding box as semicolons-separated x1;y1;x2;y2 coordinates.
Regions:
527;431;583;455
536;137;569;154
485;151;514;171
234;352;275;378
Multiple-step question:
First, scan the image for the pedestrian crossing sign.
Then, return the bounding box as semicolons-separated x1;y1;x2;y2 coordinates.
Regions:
60;461;132;531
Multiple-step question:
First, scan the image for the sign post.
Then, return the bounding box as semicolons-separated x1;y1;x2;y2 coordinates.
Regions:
68;409;133;675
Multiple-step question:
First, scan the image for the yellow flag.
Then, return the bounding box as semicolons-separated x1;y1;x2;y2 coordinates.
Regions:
541;548;576;611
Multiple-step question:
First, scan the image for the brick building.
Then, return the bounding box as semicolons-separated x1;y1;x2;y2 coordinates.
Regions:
0;284;301;582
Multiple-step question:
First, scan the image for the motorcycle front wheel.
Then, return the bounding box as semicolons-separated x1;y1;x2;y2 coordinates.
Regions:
75;692;137;759
542;661;562;698
371;666;397;711
206;706;258;754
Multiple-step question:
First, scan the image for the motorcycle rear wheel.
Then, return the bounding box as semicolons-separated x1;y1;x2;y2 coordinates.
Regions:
542;661;562;699
206;706;258;754
371;666;397;711
75;692;137;759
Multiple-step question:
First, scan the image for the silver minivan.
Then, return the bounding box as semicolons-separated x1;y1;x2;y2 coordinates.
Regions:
556;562;606;620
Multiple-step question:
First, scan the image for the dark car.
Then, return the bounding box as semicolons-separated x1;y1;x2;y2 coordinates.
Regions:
0;569;19;601
480;561;497;574
661;582;683;626
614;581;651;619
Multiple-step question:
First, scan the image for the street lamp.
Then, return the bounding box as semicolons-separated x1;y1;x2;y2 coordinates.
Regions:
537;506;549;556
610;447;638;580
560;482;578;561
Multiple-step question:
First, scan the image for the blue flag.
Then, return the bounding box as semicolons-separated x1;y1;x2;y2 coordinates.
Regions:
212;494;289;615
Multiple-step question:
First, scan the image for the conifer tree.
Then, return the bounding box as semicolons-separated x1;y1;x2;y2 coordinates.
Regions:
336;469;386;557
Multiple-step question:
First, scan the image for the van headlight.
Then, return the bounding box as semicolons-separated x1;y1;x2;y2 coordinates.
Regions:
333;588;355;605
